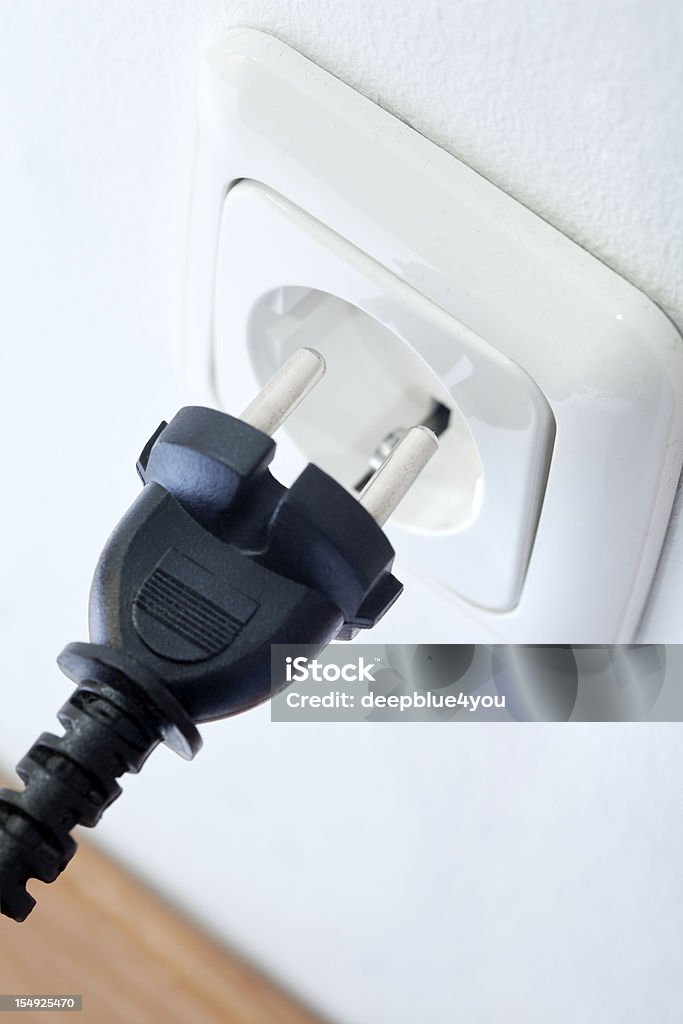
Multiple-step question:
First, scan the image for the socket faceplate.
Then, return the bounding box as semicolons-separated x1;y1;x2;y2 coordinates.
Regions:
182;29;683;641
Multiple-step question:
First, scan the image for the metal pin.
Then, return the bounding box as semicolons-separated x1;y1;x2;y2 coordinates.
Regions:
354;401;450;492
240;348;326;435
359;425;439;526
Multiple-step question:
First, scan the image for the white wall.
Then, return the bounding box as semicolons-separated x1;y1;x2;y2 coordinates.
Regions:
1;2;682;1022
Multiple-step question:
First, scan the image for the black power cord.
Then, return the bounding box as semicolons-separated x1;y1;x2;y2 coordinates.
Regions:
0;349;437;922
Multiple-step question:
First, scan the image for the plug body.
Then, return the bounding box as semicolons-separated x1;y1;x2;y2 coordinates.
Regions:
0;397;415;921
86;406;403;723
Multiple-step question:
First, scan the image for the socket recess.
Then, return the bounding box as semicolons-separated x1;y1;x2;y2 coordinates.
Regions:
181;28;683;642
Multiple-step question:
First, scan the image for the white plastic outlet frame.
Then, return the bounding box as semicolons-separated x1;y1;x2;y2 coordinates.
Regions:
181;28;683;642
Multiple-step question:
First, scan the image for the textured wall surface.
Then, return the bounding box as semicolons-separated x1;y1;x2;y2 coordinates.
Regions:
1;2;682;1022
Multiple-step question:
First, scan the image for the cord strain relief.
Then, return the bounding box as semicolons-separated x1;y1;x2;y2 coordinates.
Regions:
0;677;163;923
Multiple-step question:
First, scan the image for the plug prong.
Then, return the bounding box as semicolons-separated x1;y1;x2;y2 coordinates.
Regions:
240;348;326;435
358;425;438;527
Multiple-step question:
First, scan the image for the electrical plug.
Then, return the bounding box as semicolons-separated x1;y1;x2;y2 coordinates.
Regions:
0;348;437;921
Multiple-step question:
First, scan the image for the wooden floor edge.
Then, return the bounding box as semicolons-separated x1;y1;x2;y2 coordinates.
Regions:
0;774;327;1024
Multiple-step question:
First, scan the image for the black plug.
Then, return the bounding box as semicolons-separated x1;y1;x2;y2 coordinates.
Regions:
0;349;437;921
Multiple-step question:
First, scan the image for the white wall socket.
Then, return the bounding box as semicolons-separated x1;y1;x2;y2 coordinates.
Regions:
181;29;683;642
